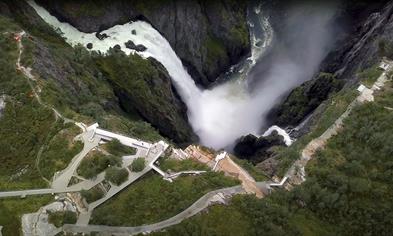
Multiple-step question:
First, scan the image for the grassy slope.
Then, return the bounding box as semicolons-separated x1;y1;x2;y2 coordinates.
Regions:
0;16;53;190
38;124;83;180
90;170;240;226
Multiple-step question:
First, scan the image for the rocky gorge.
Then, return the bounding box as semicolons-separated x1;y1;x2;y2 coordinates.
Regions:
3;0;393;160
235;0;393;165
34;0;251;87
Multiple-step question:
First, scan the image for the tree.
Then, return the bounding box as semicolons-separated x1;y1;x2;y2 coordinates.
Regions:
106;138;136;156
105;167;129;185
130;157;145;172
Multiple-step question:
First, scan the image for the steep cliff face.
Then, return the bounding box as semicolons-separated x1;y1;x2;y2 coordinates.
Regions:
270;0;393;128
35;0;250;87
3;0;196;144
96;51;197;145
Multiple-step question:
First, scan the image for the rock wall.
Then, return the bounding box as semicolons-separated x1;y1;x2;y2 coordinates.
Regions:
270;0;393;128
98;53;197;144
35;0;251;87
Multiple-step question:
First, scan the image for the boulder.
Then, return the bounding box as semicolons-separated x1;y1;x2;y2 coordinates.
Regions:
125;40;147;52
95;32;108;40
234;131;285;164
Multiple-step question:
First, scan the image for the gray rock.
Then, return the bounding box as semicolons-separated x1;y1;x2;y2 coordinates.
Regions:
22;200;76;236
86;43;93;49
256;156;279;178
95;32;108;40
131;29;136;35
125;40;146;52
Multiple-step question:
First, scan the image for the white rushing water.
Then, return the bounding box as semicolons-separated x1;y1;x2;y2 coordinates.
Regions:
28;0;336;149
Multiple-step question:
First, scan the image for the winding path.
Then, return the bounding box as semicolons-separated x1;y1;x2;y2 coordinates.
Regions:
64;185;269;235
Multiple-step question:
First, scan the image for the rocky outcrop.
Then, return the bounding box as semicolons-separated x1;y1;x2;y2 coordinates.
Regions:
234;132;285;164
256;156;279;178
35;0;251;87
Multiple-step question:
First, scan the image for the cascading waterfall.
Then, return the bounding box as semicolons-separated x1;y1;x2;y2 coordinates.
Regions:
28;0;337;150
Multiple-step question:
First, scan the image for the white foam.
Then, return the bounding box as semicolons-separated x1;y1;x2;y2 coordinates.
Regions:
262;125;293;146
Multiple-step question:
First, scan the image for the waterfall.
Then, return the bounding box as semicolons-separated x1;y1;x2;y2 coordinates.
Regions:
28;0;337;150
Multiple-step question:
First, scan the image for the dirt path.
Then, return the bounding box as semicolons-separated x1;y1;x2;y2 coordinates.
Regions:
14;31;78;184
15;31;76;124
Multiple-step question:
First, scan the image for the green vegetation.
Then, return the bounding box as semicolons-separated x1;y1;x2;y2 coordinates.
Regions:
276;87;358;175
104;138;136;156
160;81;393;236
155;195;303;236
90;172;240;226
231;156;268;181
105;167;129;185
276;72;343;126
48;210;77;227
358;66;383;88
229;23;249;49
378;38;393;59
0;195;52;235
159;158;208;172
10;9;164;144
205;35;228;66
0;18;55;190
77;152;122;179
68;176;82;187
130;157;146;172
81;186;105;203
96;49;194;144
99;114;162;143
39;124;83;180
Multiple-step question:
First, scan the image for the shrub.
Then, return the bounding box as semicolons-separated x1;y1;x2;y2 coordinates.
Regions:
48;210;77;227
81;187;105;203
105;167;129;186
105;139;136;156
77;152;122;179
130;157;146;172
358;66;383;88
